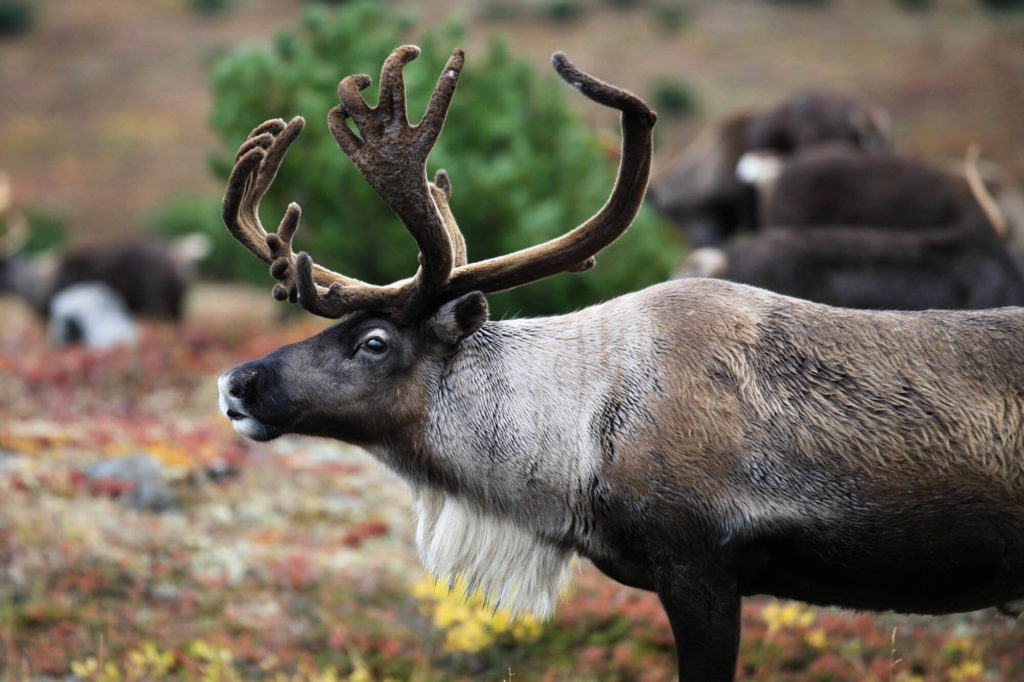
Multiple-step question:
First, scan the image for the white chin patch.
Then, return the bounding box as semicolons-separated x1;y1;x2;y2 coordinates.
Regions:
218;374;282;441
230;416;280;442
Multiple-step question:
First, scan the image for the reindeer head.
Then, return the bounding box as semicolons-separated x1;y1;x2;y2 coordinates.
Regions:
217;46;656;446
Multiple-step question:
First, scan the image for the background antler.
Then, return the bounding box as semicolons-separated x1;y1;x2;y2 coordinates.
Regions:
223;117;375;304
964;144;1008;240
222;46;656;322
0;172;29;259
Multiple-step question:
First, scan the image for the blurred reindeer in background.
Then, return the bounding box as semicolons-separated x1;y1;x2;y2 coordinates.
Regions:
743;143;1024;251
647;89;891;246
657;79;1024;312
0;172;210;347
675;144;1024;311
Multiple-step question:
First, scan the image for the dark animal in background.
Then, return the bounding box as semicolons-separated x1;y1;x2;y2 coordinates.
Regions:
216;46;1024;681
677;145;1024;310
0;211;208;335
757;144;1007;237
0;171;209;330
647;89;891;246
51;238;205;321
678;223;1024;310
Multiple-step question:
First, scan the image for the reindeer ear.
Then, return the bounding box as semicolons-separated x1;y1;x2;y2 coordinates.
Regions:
429;291;488;344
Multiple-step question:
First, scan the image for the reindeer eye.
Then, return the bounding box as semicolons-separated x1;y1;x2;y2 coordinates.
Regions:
361;337;387;354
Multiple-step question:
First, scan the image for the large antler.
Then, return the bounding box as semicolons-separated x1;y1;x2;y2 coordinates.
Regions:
432;51;656;307
222;45;656;322
223;117;367;307
223;48;464;319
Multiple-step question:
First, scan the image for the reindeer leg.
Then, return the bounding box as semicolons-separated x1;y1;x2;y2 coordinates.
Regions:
658;567;741;682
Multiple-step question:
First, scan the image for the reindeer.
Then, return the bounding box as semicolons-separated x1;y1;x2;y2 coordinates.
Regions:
217;46;1024;681
0;219;208;324
757;144;1007;238
675;222;1024;310
49;238;206;321
647;89;891;246
675;146;1024;311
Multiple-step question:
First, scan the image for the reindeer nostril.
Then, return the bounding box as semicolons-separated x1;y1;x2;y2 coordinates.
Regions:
225;367;258;400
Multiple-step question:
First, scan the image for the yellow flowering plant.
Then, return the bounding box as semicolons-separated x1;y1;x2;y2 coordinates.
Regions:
411;575;544;654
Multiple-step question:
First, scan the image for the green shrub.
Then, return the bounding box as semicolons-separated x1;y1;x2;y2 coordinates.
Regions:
0;0;33;37
651;4;692;33
20;208;68;253
189;0;231;16
541;0;587;23
891;0;934;10
650;78;698;118
475;0;527;21
761;0;831;5
199;1;677;317
980;0;1024;9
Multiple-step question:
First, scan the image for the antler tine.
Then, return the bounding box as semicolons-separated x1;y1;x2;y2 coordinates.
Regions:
964;144;1008;240
324;46;465;319
417;49;464;154
433;52;657;303
431;170;467;267
223;116;373;309
222;118;288;264
377;44;419;125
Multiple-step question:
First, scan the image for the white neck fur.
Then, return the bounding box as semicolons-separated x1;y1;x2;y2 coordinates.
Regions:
411;486;575;619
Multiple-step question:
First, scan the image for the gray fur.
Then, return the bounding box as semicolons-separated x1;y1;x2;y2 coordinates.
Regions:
383;305;662;615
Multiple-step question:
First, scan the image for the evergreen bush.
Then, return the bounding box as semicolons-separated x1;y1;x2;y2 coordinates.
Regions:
200;1;677;316
0;0;33;37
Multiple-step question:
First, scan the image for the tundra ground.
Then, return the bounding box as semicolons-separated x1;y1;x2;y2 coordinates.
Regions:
1;287;1022;681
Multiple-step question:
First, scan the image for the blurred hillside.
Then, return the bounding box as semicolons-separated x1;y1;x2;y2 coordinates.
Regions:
1;0;1023;247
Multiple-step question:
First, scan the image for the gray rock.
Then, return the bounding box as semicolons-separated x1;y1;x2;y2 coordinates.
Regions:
87;454;179;512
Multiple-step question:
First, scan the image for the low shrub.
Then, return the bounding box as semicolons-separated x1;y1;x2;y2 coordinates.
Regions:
892;0;935;10
651;4;692;33
189;0;231;17
761;0;832;6
541;0;587;23
0;0;34;37
20;207;68;253
980;0;1024;9
650;78;699;118
187;1;677;317
147;195;262;282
